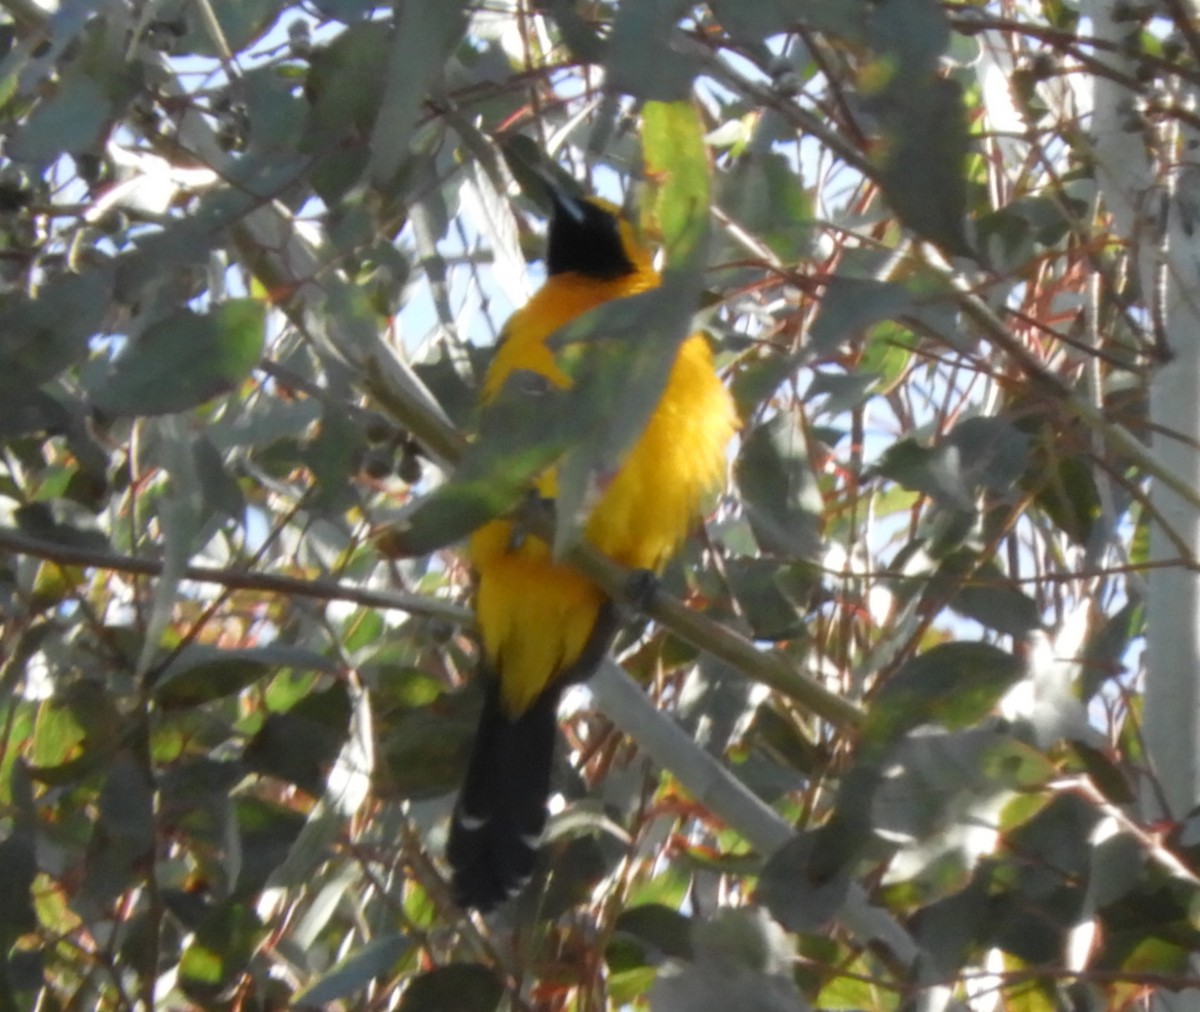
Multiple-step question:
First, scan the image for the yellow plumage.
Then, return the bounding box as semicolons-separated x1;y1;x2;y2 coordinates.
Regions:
448;193;737;910
469;206;736;715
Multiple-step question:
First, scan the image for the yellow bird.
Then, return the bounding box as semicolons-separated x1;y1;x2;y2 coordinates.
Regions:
447;189;738;910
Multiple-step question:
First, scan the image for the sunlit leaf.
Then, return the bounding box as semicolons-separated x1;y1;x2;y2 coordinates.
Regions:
294;934;412;1007
643;100;711;267
650;909;806;1012
179;901;264;1002
865;642;1025;746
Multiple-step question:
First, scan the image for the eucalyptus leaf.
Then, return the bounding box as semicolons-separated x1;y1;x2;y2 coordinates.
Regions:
735;415;822;558
809;276;915;354
865;642;1025;747
397;964;503;1012
91;300;265;417
872;77;972;256
606;0;695;100
153;645;336;708
293;933;412;1008
179;901;265;1002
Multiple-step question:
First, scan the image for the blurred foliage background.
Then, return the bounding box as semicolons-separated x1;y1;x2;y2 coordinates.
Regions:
0;0;1195;1008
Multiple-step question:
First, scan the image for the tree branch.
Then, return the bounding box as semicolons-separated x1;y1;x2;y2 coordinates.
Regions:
0;527;468;625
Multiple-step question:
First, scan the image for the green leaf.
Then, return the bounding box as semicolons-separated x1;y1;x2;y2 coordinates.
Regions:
875;439;971;512
1066;741;1134;805
554;275;702;556
815;968;891;1011
6;18;140;166
0;267;115;388
949;417;1030;492
865;642;1025;746
179;900;265;1002
294;933;412;1007
976;194;1086;271
809;370;878;415
809;276;915;355
735;415;822;558
234;797;309;895
1090;832;1146;909
873;729;1055;850
866;0;950;85
760;833;851;933
30;681;121;782
539;0;606;62
192;435;245;524
724;558;812;640
872;77;971;256
91;300;265;417
304;403;366;512
911;871;990;979
534;832;624;919
612;904;695;962
99;754;155;851
1020;426;1101;546
7;83;112;164
14;501;110;553
0;836;37;936
607;0;695;100
876;418;1028;514
0;388;70;440
398;964;503;1012
650;909;805;1012
302;21;391;198
1112;934;1194;979
381;684;476;799
244;683;351;795
153;645;336;709
643;100;711;267
386;387;573;557
367;0;469;187
305;21;392;138
933;550;1043;638
717;151;812;262
241;63;307;158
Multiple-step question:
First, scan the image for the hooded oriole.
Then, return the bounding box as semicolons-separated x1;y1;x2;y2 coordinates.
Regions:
447;190;738;911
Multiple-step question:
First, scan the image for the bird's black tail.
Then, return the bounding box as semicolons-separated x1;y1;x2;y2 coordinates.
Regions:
447;679;561;911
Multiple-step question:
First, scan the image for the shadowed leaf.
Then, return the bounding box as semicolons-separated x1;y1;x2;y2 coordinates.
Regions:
91;300;265;417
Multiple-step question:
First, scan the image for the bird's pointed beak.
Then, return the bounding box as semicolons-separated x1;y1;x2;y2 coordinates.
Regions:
547;183;586;224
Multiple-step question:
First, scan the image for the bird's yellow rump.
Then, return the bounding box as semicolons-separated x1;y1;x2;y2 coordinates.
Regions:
447;191;738;910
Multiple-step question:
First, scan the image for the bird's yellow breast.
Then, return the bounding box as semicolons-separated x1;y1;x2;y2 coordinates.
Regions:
469;264;737;715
